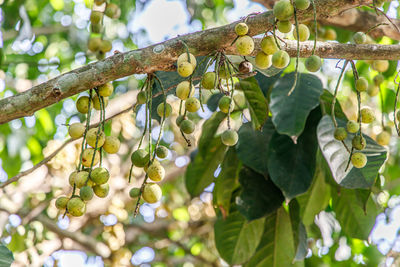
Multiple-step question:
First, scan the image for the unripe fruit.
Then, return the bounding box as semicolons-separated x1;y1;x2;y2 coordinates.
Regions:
95;0;106;4
334;127;347;141
255;52;272;69
90;11;103;25
67;198;86;217
92;95;108;110
351;152;367;168
131;149;149;167
272;50;290;69
99;40;112;53
176;115;185;127
177;62;194;77
142;183;162;203
293;24;310;42
69;171;78;187
384;126;392;134
201;72;216;90
305;55;321;72
88;37;102;52
353;32;367;44
367;84;380;97
277;20;292;33
86;128;105;148
98;83;114;97
295;0;310;10
376;131;391;146
352;135;366;150
361;107;375;124
373;74;385;86
323;28;337;40
69;123;85;139
176;81;195;100
96;51;105;60
397;110;400;121
91;23;103;34
372;60;389;73
185;97;201;113
105;3;121;19
103;136;120;154
80;186;94;201
177;53;197;69
129;188;141;198
156;146;168;158
218;64;234;80
82;148;100;167
147;163;165;182
261;36;278;55
55;196;69;210
157;102;172;117
235;22;249;36
76;96;92;114
218;96;234;113
221;129;239;146
273;0;294;21
180;119;195;134
235;35;254;56
75;171;89;188
144;159;159;173
137;91;147;104
90;167;109;185
239;61;253;73
93;183;109;198
356;77;368;92
87;179;95;187
346;120;359;133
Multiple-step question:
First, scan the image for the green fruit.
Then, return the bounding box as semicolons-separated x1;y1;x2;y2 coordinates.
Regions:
185;97;200;113
68;123;85;139
90;11;103;25
105;3;121;19
334;127;347;141
69;171;78;187
323;28;337;40
376;131;391;146
76;96;92;114
95;0;106;4
142;183;162;204
131;149;150;167
397;110;400;121
177;53;197;69
255;51;272;69
176;81;195;100
294;0;310;10
218;64;234;80
351;152;367;168
272;50;290;69
75;171;89;188
352;135;366;150
147;163;165;182
353;32;367;44
86;128;105;148
96;51;105;60
82;148;100;167
180;119;195;134
201;72;216;90
373;74;385;86
103;136;120;154
277;20;292;33
137;91;147;104
156;146;168;159
92;95;108;110
233;92;246;109
293;24;310;42
67;197;86;217
218;96;234;113
235;35;254;56
371;60;389;73
88;37;102;52
177;61;194;77
305;55;322;72
261;36;279;55
221;130;239;146
235;22;249;36
98;83;114;97
55;196;69;210
99;40;112;53
367;83;380;97
384;126;392;134
80;186;94;201
273;0;294;21
91;23;103;34
90;167;110;185
346;120;359;133
361;107;375;124
176;115;185;127
93;183;110;198
157;102;172;117
356;77;368;92
129;188;141;198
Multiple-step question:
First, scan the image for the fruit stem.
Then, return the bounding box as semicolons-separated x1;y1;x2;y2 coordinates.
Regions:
378;86;385;129
78;89;94;171
310;0;317;55
138;77;151;148
331;60;349;128
393;75;400;136
287;0;300;97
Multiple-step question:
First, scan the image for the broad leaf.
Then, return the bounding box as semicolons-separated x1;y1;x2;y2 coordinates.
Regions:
236;166;284;221
317;115;387;188
215;211;265;265
207;93;224;112
254;71;282;98
289;200;308;262
198;111;226;158
0;245;13;267
270;72;323;137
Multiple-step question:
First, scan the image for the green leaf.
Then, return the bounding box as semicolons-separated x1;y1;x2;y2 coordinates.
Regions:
206;93;224;112
238;77;269;130
270;72;323;137
332;188;379;239
317;115;387;188
288;200;308;262
236;121;275;176
185;137;227;197
254;71;282;98
236;166;284;221
246;207;304;267
198;111;226;158
319;89;347;119
0;245;13;267
214;211;265;265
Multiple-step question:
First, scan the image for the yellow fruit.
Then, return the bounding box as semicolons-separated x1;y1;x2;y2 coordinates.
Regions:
373;74;385;86
273;0;294;21
177;53;197;69
261;36;278;55
201;72;216;90
221;130;238;146
93;183;110;198
346;120;359;133
376;131;391;146
88;37;102;52
98;83;114;97
293;24;310;42
371;60;389;73
255;52;272;69
75;171;89;188
177;62;194;77
76;96;92;114
176;81;195;100
55;196;69;210
351;152;367;168
295;0;310;10
105;3;121;19
99;40;112;53
90;11;103;25
92;95;109;110
67;198;86;217
90;167;109;185
353;32;367;44
157;102;172;117
235;35;254;56
69;171;78;187
272;50;290;69
82;148;100;167
277;20;292;33
367;83;380;97
86;128;105;148
147;163;165;182
323;28;337;40
235;22;249;36
185;97;201;113
361;107;375;124
103;136;120;154
356;77;368;92
142;183;162;203
69;123;85;139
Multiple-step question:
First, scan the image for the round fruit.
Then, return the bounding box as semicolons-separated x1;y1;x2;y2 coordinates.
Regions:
373;74;385;86
67;198;86;217
177;62;194;77
176;115;185;127
376;131;391;146
261;36;279;55
99;40;112;53
367;84;380;97
129;188;141;198
235;35;255;56
334;127;347;141
180;119;195;134
239;61;253;73
90;11;103;25
69;171;78;187
356;77;368;92
384;126;392;134
176;81;195;100
351;152;367;168
147;163;165;182
98;83;114;97
82;148;100;167
352;135;366;150
92;95;108;110
131;149;149;167
156;146;168;158
277;20;292;33
157;102;172;117
144;159;159;173
235;22;249;36
201;72;216;90
95;0;106;4
105;3;121;19
221;130;239;146
90;167;110;185
293;24;310;42
142;183;162;204
218;64;234;80
76;96;92;114
185;97;201;113
75;171;89;188
272;50;290;69
353;32;367;44
323;28;337;40
88;37;102;52
372;60;389;73
68;123;85;139
103;136;120;154
218;96;234;113
55;196;69;210
294;0;310;10
80;186;94;201
91;23;103;34
255;52;272;69
93;183;110;198
177;53;197;69
86;128;105;148
346;120;359;133
273;0;294;21
137;91;147;104
305;55;321;72
361;107;375;124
